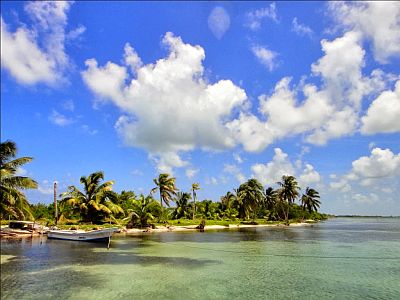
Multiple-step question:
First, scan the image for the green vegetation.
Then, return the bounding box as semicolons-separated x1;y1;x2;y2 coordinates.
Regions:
0;140;38;220
1;140;328;227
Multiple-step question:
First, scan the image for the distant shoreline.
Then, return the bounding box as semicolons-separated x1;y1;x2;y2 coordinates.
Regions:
335;215;400;218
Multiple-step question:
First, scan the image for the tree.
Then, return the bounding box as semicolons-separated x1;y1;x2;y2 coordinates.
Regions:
124;194;161;228
0;140;37;220
191;183;200;220
172;192;192;219
60;171;123;223
236;179;264;219
152;173;178;208
277;175;300;225
301;187;321;214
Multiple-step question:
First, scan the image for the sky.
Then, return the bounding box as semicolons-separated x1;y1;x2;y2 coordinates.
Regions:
1;1;400;216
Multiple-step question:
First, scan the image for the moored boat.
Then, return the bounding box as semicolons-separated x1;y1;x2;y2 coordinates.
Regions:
47;228;118;242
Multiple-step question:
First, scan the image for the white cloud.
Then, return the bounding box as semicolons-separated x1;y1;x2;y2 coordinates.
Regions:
149;152;188;174
1;1;76;85
38;180;54;195
251;148;296;185
223;164;246;183
208;7;230;39
81;125;98;135
329;147;400;193
185;168;198;179
251;148;321;188
329;2;400;63
352;193;379;205
83;32;247;172
233;153;243;164
229;31;391;152
245;3;278;30
206;177;218;185
351;148;400;179
299;164;321;187
48;110;75;126
251;45;278;71
292;17;313;37
361;81;400;134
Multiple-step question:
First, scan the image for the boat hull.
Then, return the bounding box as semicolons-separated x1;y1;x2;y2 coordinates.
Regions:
47;229;117;243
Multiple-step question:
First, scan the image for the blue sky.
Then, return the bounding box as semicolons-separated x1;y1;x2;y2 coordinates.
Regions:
1;1;399;215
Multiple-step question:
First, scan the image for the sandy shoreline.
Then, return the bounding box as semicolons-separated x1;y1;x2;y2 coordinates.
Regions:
0;222;316;239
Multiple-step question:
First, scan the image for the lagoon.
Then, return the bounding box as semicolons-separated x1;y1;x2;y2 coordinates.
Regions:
1;218;400;299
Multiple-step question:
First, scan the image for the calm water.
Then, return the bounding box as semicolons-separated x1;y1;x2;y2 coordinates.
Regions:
1;218;400;299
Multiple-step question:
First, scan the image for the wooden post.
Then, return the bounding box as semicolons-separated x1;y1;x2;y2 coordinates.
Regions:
54;181;58;225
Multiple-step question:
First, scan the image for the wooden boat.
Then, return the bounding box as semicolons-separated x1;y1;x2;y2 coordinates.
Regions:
47;228;118;242
1;221;47;236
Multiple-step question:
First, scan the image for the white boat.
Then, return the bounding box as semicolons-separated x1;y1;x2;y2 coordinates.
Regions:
47;228;118;242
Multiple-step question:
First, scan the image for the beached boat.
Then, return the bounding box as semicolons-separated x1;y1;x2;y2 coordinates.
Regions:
47;228;118;242
1;221;47;236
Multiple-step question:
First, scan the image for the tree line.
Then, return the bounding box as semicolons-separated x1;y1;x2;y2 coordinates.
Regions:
1;140;325;226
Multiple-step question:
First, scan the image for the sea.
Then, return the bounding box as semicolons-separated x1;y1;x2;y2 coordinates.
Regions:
1;217;399;299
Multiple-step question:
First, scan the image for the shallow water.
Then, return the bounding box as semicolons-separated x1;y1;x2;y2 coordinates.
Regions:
1;218;400;299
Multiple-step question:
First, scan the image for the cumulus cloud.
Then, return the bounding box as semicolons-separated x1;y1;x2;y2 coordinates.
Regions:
330;147;400;192
245;3;278;30
361;81;400;134
251;148;321;189
292;17;313;37
83;32;247;172
1;1;79;85
208;7;230;39
328;2;400;63
228;31;391;151
251;45;278;71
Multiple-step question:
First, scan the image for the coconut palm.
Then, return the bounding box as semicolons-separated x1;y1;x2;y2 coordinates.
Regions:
152;173;178;208
301;187;321;214
124;194;161;227
220;191;236;210
0;140;37;220
264;187;277;210
191;183;200;220
172;192;192;219
237;179;264;219
60;171;123;223
277;175;300;225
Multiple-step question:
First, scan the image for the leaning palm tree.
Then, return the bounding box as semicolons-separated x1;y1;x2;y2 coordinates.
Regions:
0;140;37;220
277;175;300;225
301;187;321;214
152;173;178;208
236;179;264;219
191;183;200;220
172;192;192;219
60;171;123;223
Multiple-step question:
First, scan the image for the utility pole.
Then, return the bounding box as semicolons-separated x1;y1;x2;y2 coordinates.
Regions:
54;181;58;225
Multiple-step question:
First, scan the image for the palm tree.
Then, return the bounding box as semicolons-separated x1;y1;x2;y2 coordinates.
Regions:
0;140;37;220
264;187;277;210
60;171;123;223
237;179;264;219
124;194;161;228
152;173;178;208
277;175;300;225
220;191;236;210
172;192;192;219
301;187;321;214
191;183;200;220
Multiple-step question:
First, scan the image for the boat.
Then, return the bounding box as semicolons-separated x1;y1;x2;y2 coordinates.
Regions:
47;228;119;242
1;221;47;236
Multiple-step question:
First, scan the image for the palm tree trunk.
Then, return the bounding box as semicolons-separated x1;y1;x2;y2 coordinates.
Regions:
192;191;196;220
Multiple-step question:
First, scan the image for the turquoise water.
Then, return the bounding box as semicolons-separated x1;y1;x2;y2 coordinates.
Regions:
1;218;400;299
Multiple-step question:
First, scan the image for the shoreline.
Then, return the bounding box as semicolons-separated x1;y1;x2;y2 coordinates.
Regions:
0;221;317;239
